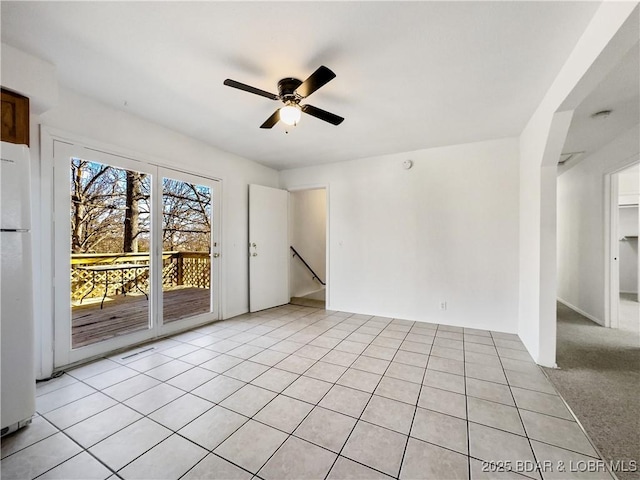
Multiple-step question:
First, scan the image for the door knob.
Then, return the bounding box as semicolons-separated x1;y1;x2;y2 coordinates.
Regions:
213;253;220;258
252;252;258;257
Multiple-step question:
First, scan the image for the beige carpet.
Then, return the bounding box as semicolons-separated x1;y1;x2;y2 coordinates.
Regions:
289;297;325;308
619;293;640;336
544;302;640;480
290;289;326;308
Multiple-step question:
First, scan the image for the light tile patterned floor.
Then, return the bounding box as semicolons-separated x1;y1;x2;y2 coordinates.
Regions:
1;304;612;479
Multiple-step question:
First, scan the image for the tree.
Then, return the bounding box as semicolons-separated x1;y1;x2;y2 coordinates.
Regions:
162;179;211;251
70;158;209;255
71;159;123;253
123;171;146;253
70;159;150;254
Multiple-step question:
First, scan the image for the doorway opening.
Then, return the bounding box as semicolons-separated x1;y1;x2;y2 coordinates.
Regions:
609;162;639;335
288;188;327;308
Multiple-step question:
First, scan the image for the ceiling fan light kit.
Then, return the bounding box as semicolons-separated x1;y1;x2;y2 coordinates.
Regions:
279;104;301;126
223;65;344;130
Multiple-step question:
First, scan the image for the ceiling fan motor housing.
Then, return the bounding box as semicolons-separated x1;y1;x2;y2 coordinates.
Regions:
278;77;303;102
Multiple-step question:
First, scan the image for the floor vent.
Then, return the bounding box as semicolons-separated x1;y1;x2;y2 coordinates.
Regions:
120;347;155;360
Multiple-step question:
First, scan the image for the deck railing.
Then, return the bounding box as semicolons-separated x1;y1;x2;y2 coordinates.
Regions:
71;251;210;301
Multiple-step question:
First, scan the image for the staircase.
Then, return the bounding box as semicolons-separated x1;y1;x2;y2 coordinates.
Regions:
289;246;326;308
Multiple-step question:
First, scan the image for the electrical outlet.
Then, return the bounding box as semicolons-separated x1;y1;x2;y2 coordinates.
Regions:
439;301;447;311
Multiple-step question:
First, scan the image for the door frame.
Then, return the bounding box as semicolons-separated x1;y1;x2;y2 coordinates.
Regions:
605;169;620;329
43;128;222;368
605;159;639;329
287;183;330;309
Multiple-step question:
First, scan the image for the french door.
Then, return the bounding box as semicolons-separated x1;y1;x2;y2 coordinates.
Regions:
157;167;219;328
53;141;220;367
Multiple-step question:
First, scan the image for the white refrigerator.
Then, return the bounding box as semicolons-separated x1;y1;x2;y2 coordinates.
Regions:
1;141;36;436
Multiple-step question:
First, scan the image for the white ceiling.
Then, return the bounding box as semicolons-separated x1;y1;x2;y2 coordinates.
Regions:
1;1;601;170
561;42;640;169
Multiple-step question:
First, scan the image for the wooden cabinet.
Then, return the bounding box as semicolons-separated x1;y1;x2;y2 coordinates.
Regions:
1;88;30;146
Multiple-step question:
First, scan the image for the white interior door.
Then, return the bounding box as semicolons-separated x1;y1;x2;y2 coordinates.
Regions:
249;184;289;312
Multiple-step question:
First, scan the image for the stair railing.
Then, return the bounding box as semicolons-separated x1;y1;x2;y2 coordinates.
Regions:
290;246;326;286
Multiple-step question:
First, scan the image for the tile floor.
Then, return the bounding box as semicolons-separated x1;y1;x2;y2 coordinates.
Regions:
1;304;612;480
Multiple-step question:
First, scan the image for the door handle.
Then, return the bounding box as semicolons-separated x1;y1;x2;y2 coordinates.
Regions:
213;252;220;258
252;252;258;257
249;242;258;257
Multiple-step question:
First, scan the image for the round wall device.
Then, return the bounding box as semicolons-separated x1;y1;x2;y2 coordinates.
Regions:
403;159;413;170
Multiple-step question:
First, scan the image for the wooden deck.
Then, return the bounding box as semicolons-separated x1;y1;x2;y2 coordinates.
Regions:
72;286;211;348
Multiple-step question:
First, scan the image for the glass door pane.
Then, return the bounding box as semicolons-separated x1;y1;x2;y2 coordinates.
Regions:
161;176;213;323
70;158;152;348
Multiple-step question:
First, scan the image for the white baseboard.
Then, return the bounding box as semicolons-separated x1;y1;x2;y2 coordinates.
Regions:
557;297;605;326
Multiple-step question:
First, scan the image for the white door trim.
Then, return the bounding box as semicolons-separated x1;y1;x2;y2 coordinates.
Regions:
604;158;639;329
605;170;620;329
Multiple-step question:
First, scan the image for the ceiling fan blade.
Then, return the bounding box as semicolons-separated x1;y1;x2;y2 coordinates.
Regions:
223;79;279;101
260;109;280;129
294;66;336;99
301;104;344;126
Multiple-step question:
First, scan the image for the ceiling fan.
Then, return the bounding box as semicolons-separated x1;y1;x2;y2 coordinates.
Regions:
223;65;344;129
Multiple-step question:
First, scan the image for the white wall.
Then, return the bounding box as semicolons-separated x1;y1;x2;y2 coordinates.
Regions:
3;44;279;377
1;44;58;114
518;2;638;366
280;138;520;333
289;189;326;298
557;127;640;324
